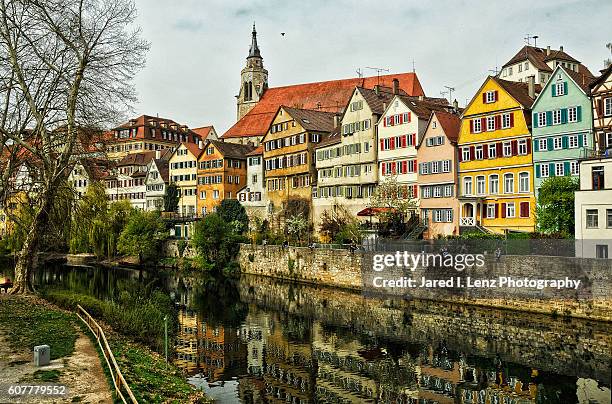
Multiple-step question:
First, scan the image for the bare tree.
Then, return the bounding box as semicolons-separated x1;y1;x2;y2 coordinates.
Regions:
0;0;148;293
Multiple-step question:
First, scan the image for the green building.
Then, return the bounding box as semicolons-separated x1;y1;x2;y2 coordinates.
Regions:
531;65;595;196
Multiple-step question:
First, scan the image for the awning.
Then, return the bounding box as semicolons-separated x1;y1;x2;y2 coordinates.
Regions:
356;207;396;217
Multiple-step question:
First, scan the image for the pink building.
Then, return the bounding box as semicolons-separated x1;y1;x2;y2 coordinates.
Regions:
417;111;461;238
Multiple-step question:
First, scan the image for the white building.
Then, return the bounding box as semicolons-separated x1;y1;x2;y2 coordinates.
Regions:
237;146;268;218
105;151;156;209
575;156;612;258
145;150;171;211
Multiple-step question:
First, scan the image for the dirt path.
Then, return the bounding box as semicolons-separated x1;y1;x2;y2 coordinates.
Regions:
0;319;113;403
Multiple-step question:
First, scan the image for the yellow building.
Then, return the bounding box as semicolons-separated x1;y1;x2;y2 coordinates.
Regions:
458;77;538;234
169;142;203;218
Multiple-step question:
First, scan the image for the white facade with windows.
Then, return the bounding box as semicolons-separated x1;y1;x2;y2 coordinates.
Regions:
237;151;268;217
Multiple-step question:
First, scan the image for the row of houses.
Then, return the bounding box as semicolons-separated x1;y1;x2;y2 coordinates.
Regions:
61;29;612;257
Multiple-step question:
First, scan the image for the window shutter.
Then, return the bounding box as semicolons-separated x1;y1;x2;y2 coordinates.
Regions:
390;137;395;150
549;163;555;176
470;120;474;133
526;139;532;154
511;140;518;156
576;106;582;122
381;163;386;175
547;138;554;150
563;161;570;175
495;115;502;130
562;136;569;149
552;85;557;97
563;82;568;95
535;164;541;178
411;133;416;146
494;90;499;101
578;134;584;148
510;112;515;127
546;111;553;125
413;185;418;198
469;146;475;160
380;139;384;150
534;139;539;152
458;151;463;163
392;162;397;174
481;117;486;129
494;204;499;218
596;99;603;116
402;135;407;147
501;203;506;218
482;93;487;103
532;113;538;128
561;108;568;124
412;160;417;172
520;202;529;218
398;114;403;124
483;145;488;159
496;142;503;157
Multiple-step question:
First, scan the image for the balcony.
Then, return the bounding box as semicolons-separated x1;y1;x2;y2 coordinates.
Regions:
460;217;475;226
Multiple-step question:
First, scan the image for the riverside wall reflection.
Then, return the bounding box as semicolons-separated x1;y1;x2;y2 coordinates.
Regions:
173;274;611;404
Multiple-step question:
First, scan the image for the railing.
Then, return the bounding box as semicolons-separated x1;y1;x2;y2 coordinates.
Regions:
460;217;475;226
76;305;138;404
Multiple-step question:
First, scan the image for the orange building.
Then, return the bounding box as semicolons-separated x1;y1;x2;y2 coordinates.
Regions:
196;140;255;215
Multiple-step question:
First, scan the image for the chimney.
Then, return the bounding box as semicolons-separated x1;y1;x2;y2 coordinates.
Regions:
527;76;535;99
560;45;564;52
418;95;424;101
333;114;340;128
453;99;459;110
392;78;399;95
374;85;380;95
198;140;203;149
546;45;551;56
155;150;161;159
383;102;387;111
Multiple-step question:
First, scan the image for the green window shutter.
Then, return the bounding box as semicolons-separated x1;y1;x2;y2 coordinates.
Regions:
577;105;582;122
546;111;553;125
564;161;570;175
578;134;584;147
551;85;557;97
549;163;556;177
535;164;541;178
562;136;569;149
534;139;539;152
564;82;568;95
561;108;568;124
532;113;538;128
547;138;554;151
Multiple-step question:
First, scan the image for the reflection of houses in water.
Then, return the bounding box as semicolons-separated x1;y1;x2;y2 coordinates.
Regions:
263;320;315;403
238;308;272;377
174;308;246;380
312;323;418;403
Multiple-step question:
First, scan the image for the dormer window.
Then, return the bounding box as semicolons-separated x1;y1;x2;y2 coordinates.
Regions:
555;82;566;96
484;91;497;104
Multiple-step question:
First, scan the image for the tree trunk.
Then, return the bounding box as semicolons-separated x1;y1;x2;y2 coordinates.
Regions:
9;192;52;295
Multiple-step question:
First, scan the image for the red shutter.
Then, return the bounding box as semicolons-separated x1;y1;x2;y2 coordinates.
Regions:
401;135;407;148
398;114;403;124
495;115;502;130
381;163;386;175
482;93;487;103
501;203;506;218
413;185;418;198
511;140;518;156
392;162;397;174
411;133;416;145
470;120;474;133
509;112;515;127
520;202;529;218
526;138;532;154
380;139;384;150
383;118;387;127
458;149;463;162
402;160;408;174
596;99;603;116
496;142;503;157
407;112;411;123
469;146;475;160
480;117;486;129
390;137;395;150
412;160;417;172
494;90;499;101
494;204;499;218
483;145;489;159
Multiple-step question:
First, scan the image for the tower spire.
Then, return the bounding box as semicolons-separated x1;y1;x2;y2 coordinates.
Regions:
248;22;261;58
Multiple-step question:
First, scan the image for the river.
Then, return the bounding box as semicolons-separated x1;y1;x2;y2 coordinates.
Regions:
1;262;610;403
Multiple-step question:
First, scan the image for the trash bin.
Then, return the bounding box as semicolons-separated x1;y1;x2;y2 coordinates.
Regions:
34;345;50;367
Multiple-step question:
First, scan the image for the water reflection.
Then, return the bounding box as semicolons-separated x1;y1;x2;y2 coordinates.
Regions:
7;262;610;404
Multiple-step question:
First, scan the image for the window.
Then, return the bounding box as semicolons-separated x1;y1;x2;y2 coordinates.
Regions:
475;145;483;160
518;139;527;155
553;137;563;150
461;147;470;162
487;116;495;131
586;209;599;228
442;160;451;173
473;118;482;133
596;245;609;259
431;161;440;174
604;97;612;116
504;173;514;194
537;138;547;151
592;166;604;190
607;133;612;148
570;161;579;176
607;209;612;228
463;177;473;196
506;203;515;218
568;135;578;148
444;185;453;197
502;113;511;129
503;142;512;157
488;144;496;158
489;174;499;194
486;204;496;219
555;162;564;177
540;163;549;178
423;186;432;198
213;190;220;199
433;186;442;198
568;106;578;122
538;112;547;127
555;82;566;96
476;176;485;195
519;172;529;193
484;91;496;103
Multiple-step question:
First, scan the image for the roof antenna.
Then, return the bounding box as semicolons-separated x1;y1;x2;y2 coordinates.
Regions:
524;34;539;47
412;59;415;73
365;66;389;86
356;68;363;78
443;86;455;103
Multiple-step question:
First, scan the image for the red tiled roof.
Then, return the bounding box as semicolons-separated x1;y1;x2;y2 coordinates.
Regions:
433;111;461;143
501;45;594;78
192;126;215;140
182;142;204;159
494;77;540;108
245;145;263;156
223;73;424;139
109;114;203;144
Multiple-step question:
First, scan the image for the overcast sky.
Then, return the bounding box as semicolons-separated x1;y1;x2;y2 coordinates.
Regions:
130;0;612;135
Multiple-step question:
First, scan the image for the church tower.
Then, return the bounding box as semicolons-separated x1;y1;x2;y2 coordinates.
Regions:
237;23;268;120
